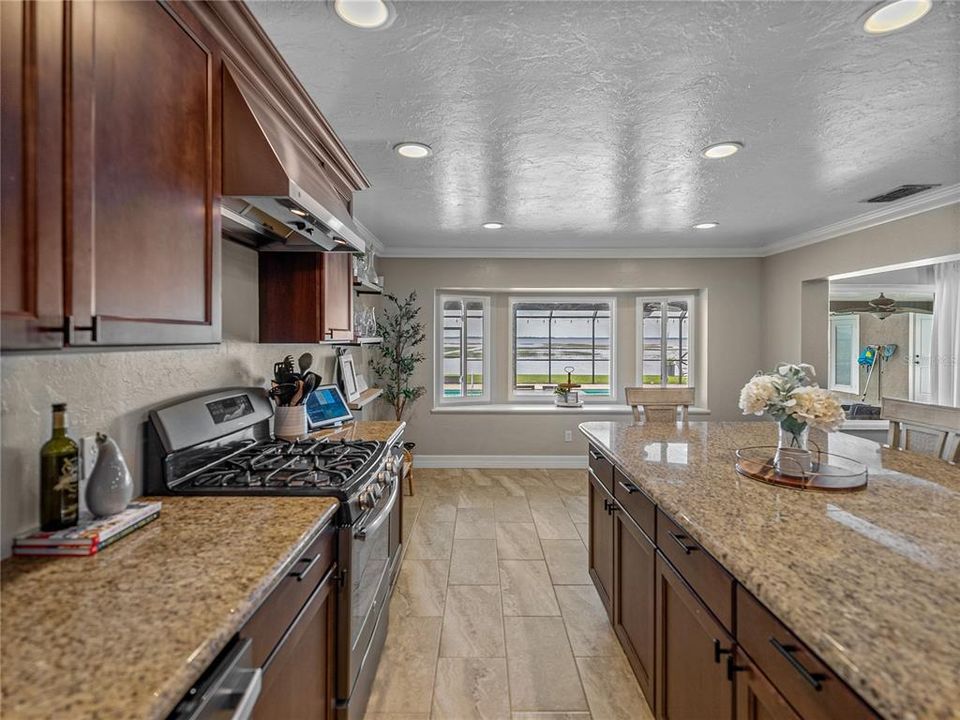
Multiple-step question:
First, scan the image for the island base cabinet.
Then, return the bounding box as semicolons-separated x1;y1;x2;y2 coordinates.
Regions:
614;510;655;707
655;552;734;720
735;650;802;720
588;469;615;617
252;563;337;719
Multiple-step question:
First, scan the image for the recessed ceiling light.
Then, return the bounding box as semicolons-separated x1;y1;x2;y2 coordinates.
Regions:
290;207;307;217
334;0;391;29
394;142;432;159
702;142;743;159
862;0;932;35
693;222;719;230
482;222;504;230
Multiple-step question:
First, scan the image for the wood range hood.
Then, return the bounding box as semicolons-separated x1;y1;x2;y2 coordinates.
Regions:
220;62;366;254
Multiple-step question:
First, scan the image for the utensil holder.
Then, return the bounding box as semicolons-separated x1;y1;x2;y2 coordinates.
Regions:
274;405;307;440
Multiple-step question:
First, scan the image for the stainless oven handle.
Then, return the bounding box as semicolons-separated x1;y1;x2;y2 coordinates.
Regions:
354;478;399;540
231;667;262;720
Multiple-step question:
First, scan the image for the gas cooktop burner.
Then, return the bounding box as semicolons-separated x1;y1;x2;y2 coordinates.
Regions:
181;438;383;491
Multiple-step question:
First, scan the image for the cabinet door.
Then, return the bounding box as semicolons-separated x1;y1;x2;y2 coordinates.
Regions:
614;510;655;707
68;0;221;345
588;470;614;617
1;0;65;349
655;553;734;720
735;650;801;720
253;564;337;720
321;252;353;340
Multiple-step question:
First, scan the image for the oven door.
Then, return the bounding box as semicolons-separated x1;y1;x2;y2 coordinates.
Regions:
339;474;400;703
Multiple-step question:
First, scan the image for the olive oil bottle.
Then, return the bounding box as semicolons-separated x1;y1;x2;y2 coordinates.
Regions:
40;403;80;531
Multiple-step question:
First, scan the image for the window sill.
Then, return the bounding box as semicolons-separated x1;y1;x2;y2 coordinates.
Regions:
431;404;712;416
841;419;889;430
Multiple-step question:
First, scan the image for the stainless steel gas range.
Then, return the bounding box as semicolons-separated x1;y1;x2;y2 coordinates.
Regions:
145;387;403;720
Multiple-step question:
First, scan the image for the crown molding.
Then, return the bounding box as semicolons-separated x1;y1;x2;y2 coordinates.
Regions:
759;183;960;257
377;245;763;259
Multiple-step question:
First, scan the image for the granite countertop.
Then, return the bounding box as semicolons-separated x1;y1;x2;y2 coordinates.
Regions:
579;421;960;720
1;496;339;720
310;419;405;444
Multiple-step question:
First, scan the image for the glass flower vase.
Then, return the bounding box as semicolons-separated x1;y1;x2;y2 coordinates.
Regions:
774;420;812;477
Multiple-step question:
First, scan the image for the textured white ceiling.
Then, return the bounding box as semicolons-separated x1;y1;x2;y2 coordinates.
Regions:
250;1;960;255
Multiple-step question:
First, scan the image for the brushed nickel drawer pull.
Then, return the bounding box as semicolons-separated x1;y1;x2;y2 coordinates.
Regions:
667;531;698;555
588;449;603;461
289;553;322;582
770;637;826;691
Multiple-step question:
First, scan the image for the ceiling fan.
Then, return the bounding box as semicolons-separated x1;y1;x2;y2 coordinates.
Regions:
830;292;932;321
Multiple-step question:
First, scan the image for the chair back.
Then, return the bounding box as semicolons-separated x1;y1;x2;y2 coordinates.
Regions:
625;387;695;423
881;397;960;464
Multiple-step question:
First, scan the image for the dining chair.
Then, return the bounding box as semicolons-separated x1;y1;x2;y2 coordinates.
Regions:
624;386;696;423
881;397;960;464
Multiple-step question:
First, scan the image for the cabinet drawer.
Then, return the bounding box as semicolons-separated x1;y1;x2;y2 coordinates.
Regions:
613;467;655;540
588;445;614;493
736;586;878;720
242;525;336;667
656;509;734;631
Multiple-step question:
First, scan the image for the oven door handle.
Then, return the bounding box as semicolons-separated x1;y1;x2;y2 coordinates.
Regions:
354;478;399;540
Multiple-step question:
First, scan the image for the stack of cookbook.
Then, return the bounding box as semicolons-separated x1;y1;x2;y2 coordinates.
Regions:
13;501;162;556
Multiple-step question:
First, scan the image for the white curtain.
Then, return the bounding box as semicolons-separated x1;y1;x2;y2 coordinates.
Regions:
930;261;960;407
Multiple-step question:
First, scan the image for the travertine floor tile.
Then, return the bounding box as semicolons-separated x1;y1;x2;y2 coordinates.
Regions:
407;521;455;560
504;617;588;712
440;585;505;657
458;486;501;508
449;538;500;584
418;498;459;523
555;585;622;657
499;560;559;616
574;522;589;548
392;560;449;618
531;504;580;540
561;495;589;524
455;506;497;539
364;713;429;720
549;470;588;496
496;523;543;560
365;617;441;714
576;654;653;719
541;539;591;585
511;714;590;720
494;496;534;523
432;657;511;720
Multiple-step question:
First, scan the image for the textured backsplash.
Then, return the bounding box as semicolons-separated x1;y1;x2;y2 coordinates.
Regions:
0;241;372;557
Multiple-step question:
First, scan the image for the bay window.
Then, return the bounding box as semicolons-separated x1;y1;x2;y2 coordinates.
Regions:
437;295;489;402
511;298;614;399
638;297;693;386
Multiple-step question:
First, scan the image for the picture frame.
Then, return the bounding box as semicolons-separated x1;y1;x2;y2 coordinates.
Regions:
339;353;361;402
355;373;369;393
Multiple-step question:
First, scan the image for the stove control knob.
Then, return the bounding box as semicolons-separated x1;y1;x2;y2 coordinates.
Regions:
376;470;388;485
359;489;377;510
384;457;395;473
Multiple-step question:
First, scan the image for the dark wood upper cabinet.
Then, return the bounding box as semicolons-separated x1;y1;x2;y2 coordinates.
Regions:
67;0;221;346
614;509;656;708
655;552;734;720
1;0;66;349
259;251;353;343
588;469;615;618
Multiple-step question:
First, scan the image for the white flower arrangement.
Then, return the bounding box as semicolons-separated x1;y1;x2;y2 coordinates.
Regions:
738;364;846;441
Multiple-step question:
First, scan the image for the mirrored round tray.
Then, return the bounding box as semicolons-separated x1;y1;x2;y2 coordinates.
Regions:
735;446;868;492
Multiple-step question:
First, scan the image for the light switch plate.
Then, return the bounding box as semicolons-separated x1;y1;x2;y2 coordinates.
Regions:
564;430;573;442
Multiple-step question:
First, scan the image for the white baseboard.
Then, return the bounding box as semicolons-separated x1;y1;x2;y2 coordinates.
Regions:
415;454;588;469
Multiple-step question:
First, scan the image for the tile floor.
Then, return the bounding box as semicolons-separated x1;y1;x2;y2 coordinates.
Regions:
364;468;653;720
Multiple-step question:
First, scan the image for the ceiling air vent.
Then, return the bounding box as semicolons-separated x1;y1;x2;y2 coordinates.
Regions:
862;184;941;203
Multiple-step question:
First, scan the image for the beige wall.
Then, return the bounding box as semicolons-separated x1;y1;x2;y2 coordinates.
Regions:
378;257;764;456
759;204;960;373
0;241;375;557
832;312;912;407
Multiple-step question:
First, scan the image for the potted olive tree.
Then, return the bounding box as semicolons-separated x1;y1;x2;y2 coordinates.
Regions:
370;291;426;421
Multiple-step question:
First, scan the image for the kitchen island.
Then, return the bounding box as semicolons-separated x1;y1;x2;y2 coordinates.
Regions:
0;496;338;720
580;420;960;720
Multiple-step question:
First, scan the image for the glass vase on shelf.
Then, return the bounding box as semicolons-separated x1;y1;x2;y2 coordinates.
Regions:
353;254;367;283
364;251;378;286
774;417;812;477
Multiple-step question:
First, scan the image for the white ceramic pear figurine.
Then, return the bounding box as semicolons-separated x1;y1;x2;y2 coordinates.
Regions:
86;433;133;517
